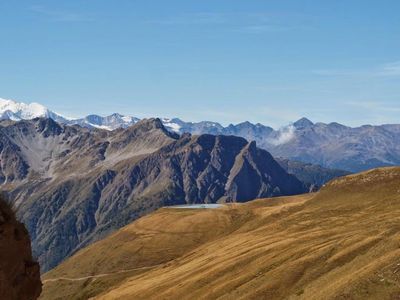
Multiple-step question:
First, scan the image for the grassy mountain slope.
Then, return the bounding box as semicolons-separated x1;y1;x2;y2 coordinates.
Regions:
41;167;400;299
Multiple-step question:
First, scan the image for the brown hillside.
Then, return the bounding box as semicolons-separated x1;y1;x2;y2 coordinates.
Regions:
41;167;400;300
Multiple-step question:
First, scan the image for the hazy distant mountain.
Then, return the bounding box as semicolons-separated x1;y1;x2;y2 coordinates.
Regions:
1;98;399;172
172;118;400;172
0;117;306;271
267;118;400;172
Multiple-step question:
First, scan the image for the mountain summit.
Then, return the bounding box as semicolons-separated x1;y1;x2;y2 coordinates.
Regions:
293;117;314;129
0;98;66;122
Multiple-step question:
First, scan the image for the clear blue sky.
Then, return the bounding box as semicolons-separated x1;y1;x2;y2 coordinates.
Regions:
1;1;400;127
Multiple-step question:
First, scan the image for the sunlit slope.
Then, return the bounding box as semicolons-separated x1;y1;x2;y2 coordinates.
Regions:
42;167;400;300
40;202;264;299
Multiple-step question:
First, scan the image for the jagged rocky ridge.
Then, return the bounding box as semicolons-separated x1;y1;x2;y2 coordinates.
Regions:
67;115;400;173
0;118;311;272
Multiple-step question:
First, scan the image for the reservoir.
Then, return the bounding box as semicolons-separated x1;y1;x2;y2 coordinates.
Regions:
170;204;223;209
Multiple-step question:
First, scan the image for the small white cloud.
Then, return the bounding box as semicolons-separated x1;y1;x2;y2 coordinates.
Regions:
268;125;295;145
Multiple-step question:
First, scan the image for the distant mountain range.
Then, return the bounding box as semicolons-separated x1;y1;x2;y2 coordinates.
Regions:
2;97;399;172
163;118;400;172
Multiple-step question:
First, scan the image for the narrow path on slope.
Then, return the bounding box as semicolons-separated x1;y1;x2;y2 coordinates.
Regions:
42;264;163;283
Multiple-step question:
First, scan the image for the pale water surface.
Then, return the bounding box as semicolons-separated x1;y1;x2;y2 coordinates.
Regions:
170;204;223;209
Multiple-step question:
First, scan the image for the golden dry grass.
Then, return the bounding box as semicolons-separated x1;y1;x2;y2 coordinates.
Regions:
41;167;400;300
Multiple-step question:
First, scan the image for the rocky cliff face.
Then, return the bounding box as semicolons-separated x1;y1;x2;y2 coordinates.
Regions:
0;198;41;300
0;118;307;272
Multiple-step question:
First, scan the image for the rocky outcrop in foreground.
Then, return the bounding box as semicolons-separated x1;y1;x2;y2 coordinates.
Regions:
0;197;41;300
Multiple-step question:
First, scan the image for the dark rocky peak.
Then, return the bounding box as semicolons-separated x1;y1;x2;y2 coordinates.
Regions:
192;134;248;153
128;118;179;139
216;134;248;147
106;119;179;154
134;118;164;130
167;134;248;160
193;134;217;149
294;117;314;129
33;117;63;137
225;140;306;202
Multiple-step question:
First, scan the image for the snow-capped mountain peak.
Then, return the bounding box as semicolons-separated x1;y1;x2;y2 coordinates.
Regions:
0;98;140;130
0;98;49;120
